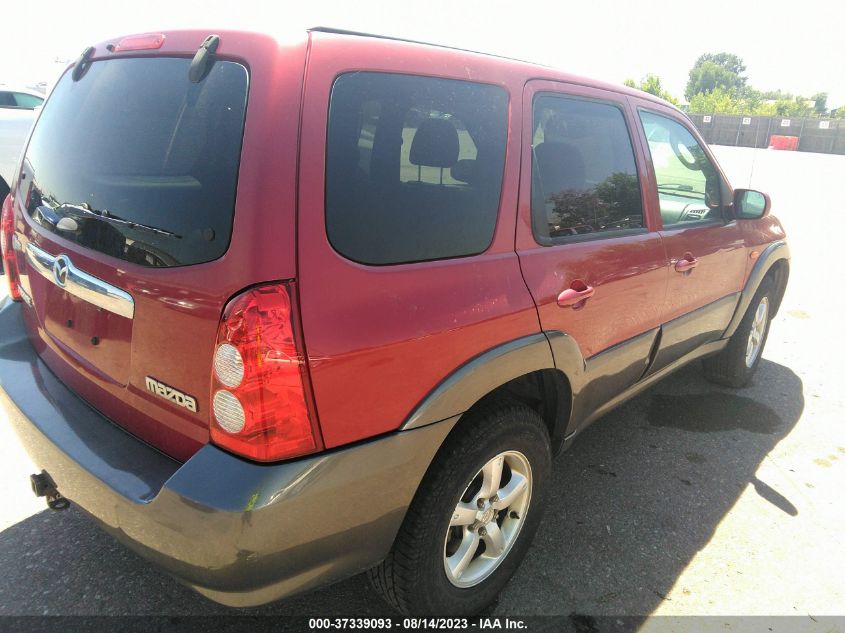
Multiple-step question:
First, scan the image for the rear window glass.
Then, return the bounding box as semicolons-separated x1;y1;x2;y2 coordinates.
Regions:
23;57;248;267
325;72;508;265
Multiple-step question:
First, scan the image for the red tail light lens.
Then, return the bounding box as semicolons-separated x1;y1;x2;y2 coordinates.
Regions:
210;282;322;462
1;195;22;302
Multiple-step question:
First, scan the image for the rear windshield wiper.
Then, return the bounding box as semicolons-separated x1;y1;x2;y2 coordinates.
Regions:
43;203;182;239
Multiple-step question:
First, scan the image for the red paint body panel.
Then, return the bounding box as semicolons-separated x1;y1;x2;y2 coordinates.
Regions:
737;214;788;281
627;96;748;323
5;28;788;463
515;81;667;360
12;30;309;461
657;223;746;322
297;33;541;449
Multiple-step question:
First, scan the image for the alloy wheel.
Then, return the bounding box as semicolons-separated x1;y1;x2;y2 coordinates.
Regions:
443;451;532;588
745;296;769;368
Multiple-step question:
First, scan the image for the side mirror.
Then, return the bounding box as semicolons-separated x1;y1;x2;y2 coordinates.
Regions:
734;189;770;220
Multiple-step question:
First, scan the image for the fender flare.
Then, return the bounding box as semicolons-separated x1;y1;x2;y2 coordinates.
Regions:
400;333;557;431
723;240;790;339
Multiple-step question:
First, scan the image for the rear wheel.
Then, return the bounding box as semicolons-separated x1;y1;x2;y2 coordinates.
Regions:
703;277;775;387
369;399;551;615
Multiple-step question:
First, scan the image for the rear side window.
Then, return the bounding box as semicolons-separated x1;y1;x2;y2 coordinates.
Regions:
531;95;643;243
325;73;508;265
23;57;248;267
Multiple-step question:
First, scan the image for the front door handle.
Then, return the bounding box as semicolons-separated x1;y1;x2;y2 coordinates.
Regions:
557;280;595;309
674;254;699;273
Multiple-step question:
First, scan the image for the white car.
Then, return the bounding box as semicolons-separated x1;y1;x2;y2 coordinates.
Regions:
0;86;42;197
0;85;44;110
1;86;43;272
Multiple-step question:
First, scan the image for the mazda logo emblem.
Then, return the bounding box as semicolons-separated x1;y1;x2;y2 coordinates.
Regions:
53;255;70;287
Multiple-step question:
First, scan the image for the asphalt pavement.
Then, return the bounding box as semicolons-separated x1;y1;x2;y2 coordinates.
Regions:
0;146;843;622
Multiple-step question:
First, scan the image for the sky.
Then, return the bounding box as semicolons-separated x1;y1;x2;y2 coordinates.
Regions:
1;0;842;107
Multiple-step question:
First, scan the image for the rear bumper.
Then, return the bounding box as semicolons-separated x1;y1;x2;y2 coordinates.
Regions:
0;298;456;607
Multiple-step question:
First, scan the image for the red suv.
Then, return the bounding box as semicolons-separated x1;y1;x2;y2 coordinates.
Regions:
0;28;788;615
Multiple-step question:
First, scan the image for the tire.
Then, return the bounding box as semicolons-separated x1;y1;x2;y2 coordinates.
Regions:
369;398;551;615
703;276;775;388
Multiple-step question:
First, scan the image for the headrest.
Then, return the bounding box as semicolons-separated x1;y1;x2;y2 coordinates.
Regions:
410;118;459;168
450;159;477;184
543;114;569;142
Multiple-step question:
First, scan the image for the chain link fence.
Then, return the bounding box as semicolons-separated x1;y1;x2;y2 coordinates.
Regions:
688;114;845;155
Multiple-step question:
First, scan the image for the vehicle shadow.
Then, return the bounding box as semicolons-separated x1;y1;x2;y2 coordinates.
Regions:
0;359;803;616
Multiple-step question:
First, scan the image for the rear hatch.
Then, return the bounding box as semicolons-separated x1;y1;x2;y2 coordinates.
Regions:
10;34;302;461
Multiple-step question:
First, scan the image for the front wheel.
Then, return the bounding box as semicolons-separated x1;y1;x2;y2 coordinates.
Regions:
703;277;775;387
369;399;551;615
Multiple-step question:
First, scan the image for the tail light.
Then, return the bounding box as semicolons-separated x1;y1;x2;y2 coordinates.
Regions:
210;282;322;462
1;195;22;302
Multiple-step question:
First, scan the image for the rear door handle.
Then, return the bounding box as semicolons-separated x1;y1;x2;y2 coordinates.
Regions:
674;254;699;273
557;281;595;308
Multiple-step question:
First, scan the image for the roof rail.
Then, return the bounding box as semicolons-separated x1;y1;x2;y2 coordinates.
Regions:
306;26;545;67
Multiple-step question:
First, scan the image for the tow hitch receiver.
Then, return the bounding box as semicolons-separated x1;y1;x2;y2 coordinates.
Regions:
30;471;70;511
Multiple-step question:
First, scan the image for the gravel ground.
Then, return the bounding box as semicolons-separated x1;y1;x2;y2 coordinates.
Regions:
0;146;843;623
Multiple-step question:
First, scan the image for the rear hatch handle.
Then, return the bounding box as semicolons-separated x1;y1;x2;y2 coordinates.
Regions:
25;242;135;319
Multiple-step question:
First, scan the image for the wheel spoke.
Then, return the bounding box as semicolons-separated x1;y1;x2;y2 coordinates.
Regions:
481;523;506;557
745;298;769;366
447;530;480;579
478;455;504;500
450;503;478;527
491;473;528;510
444;450;534;588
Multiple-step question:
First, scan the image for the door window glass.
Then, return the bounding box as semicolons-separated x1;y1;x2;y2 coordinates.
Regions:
639;111;723;225
531;95;643;242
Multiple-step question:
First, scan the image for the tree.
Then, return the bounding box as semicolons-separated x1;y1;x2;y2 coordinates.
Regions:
685;52;748;100
773;96;814;117
623;74;679;105
760;89;794;100
811;92;828;116
686;87;819;117
688;87;747;114
697;53;747;78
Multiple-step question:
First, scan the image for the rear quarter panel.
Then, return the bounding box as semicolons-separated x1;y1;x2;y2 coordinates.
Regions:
297;33;542;448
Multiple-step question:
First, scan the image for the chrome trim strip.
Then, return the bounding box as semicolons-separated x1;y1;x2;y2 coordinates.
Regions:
26;242;55;273
25;243;135;319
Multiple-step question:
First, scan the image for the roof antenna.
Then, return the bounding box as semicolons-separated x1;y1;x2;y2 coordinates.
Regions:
71;46;96;82
189;35;220;83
